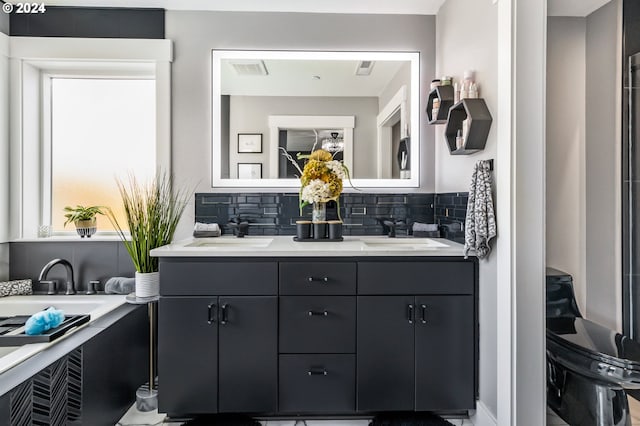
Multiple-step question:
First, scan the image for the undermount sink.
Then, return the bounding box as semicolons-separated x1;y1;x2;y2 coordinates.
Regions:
185;238;273;249
362;238;449;250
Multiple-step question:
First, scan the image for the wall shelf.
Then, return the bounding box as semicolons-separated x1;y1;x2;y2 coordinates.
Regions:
444;98;492;155
426;85;455;124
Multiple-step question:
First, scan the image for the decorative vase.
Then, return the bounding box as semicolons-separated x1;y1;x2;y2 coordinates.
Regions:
75;218;97;238
135;271;159;298
312;202;326;222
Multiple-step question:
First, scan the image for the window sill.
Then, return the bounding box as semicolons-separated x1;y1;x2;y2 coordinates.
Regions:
11;235;130;243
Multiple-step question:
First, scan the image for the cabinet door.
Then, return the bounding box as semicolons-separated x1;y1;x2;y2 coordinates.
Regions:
415;295;474;411
158;297;218;415
357;295;415;412
218;296;278;413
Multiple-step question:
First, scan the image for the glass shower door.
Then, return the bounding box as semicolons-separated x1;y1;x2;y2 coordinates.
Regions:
625;52;640;338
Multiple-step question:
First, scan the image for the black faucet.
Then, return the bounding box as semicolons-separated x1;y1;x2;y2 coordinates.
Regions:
228;217;250;238
375;218;407;238
38;258;76;295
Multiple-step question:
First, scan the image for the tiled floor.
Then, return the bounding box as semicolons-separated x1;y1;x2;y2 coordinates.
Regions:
547;396;640;425
116;405;472;426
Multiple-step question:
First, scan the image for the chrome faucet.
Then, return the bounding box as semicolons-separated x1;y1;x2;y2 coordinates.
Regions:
38;258;76;295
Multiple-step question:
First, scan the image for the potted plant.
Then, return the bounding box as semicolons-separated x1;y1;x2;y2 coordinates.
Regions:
107;173;189;298
63;205;105;238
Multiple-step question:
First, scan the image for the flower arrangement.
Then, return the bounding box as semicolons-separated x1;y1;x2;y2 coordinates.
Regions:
280;147;352;218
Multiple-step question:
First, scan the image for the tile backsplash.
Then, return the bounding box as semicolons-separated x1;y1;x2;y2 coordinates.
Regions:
195;192;469;239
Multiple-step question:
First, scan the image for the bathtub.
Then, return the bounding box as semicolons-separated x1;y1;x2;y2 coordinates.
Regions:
0;294;127;374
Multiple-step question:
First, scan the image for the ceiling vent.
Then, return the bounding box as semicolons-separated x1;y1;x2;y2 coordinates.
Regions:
230;60;269;76
355;60;375;76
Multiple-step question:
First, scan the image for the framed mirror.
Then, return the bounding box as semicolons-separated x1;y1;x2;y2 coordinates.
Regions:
212;50;420;188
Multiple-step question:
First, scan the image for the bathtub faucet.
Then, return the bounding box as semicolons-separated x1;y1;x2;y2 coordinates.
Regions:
39;258;76;295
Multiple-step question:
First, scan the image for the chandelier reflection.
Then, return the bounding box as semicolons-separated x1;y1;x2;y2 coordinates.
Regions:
321;132;344;153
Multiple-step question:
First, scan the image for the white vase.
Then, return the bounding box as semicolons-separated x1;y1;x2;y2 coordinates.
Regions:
135;271;159;298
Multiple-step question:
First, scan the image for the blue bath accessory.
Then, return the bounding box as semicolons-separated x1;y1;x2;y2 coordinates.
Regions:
24;307;65;335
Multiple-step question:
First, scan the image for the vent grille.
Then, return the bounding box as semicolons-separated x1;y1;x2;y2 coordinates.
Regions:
355;60;375;76
230;60;268;76
10;380;33;425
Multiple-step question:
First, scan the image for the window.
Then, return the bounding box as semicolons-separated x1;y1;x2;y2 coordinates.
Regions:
48;78;156;232
9;37;171;239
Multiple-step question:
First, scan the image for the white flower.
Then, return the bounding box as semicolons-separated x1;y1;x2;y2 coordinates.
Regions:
326;160;346;179
301;179;332;203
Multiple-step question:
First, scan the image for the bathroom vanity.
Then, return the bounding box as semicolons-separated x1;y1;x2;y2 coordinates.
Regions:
152;236;478;419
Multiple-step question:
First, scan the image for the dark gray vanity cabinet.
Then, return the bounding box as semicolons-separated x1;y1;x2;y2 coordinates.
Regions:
157;257;477;418
357;261;476;412
158;260;278;417
278;261;357;414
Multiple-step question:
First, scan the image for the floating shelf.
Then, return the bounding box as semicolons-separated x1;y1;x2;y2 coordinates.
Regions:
426;85;455;124
444;98;493;155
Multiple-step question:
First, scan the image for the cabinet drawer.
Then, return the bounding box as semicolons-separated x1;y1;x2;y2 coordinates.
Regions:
159;260;277;295
358;261;475;295
280;262;356;295
279;354;355;413
279;296;356;353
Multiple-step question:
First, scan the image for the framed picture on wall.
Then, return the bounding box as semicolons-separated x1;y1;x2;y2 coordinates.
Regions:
238;133;263;153
238;163;262;179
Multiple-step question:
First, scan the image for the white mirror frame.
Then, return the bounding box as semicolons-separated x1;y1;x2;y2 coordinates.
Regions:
211;50;420;189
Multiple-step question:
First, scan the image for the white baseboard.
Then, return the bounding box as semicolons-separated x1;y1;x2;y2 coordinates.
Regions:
470;400;498;426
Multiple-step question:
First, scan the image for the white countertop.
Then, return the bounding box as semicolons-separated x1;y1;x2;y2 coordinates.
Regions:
150;235;468;257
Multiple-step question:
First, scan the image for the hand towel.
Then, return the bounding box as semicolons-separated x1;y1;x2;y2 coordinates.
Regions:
412;223;438;232
463;160;496;259
104;277;135;294
193;222;221;237
0;279;32;297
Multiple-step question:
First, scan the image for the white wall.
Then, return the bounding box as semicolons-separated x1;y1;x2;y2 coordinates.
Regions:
165;11;436;239
435;0;498;418
435;3;498;193
546;17;587;313
585;0;622;330
228;96;379;178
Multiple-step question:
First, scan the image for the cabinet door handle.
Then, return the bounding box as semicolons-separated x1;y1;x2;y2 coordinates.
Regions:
308;368;328;376
207;303;217;325
420;304;427;324
220;304;228;325
407;304;414;324
307;276;329;283
308;310;328;317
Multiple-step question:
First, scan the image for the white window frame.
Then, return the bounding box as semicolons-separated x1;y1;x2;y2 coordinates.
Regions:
9;37;173;239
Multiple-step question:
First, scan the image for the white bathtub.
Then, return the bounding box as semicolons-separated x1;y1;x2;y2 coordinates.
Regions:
0;294;127;374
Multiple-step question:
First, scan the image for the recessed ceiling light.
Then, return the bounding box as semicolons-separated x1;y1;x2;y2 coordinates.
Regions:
312;75;321;80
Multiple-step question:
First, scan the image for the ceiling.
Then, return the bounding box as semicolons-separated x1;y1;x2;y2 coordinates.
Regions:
547;0;612;17
6;0;613;18
221;59;407;97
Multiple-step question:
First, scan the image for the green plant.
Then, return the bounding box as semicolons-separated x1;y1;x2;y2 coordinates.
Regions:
63;205;105;227
107;172;189;274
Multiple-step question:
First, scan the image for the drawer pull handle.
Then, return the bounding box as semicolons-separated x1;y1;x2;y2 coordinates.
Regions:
420;304;427;324
220;304;228;325
308;310;328;317
207;303;216;324
308;368;328;376
407;304;414;324
307;276;329;283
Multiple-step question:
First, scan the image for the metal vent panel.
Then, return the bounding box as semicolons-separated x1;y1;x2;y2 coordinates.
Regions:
10;380;32;426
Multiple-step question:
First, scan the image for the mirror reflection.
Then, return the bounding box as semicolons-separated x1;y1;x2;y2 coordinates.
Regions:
212;50;420;187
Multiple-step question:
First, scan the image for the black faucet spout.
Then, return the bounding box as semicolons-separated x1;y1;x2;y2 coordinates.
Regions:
38;258;76;295
228;217;250;238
